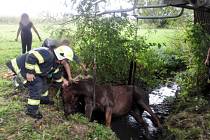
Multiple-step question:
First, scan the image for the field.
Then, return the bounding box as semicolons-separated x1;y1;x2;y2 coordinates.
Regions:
0;24;177;140
139;28;179;44
0;24;117;140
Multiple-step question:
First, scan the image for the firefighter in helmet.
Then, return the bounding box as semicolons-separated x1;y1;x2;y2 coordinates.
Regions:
42;38;87;83
6;44;74;119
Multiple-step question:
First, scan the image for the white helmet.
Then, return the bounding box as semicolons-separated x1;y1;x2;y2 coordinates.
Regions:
54;45;74;61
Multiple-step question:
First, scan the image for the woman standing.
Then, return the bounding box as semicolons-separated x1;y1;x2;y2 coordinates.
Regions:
15;13;42;54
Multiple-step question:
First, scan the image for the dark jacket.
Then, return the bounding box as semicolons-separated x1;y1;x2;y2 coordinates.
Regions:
6;47;63;83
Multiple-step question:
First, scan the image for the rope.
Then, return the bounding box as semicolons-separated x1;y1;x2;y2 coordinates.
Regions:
93;45;96;108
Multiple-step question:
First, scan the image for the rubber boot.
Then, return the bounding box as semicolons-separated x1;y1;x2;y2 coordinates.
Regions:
40;96;54;105
25;105;43;119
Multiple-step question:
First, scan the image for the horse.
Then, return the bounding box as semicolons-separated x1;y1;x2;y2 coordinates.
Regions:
61;78;161;130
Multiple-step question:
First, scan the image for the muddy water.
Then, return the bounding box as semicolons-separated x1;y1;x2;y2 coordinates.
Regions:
111;83;180;140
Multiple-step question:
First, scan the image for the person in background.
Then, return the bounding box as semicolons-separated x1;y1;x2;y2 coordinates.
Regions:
15;13;42;54
6;45;73;119
205;47;210;83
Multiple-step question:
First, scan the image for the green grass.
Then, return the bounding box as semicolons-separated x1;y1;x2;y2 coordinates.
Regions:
138;28;182;45
0;24;48;64
0;24;117;140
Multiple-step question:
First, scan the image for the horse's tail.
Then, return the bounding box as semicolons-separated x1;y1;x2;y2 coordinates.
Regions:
133;86;149;105
133;86;161;127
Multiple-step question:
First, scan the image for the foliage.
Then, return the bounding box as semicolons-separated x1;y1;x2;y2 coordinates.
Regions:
48;24;76;40
50;18;184;87
77;18;129;83
174;23;210;96
135;0;193;28
47;0;190;87
172;95;208;114
71;0;149;84
162;107;210;140
136;35;186;86
161;24;210;139
64;0;186;85
160;127;202;140
0;17;19;24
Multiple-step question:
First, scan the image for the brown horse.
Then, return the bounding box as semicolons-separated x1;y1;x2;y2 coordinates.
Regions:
62;78;161;130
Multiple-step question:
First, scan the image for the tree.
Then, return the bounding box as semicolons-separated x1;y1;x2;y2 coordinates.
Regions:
194;8;210;34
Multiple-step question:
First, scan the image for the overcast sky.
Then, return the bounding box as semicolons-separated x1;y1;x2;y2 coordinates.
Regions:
0;0;132;17
0;0;68;17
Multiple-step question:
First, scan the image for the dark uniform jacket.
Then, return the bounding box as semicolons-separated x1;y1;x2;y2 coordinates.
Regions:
7;47;63;84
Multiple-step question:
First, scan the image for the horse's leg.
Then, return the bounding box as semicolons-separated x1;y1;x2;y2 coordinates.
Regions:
105;107;112;127
130;111;148;131
130;110;152;140
84;97;94;120
137;100;161;128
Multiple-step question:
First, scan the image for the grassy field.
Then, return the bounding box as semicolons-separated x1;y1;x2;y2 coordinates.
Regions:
0;24;46;64
0;24;117;140
0;23;179;140
138;28;181;45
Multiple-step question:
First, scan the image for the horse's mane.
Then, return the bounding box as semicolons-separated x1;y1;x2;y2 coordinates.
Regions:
74;74;93;81
71;74;94;87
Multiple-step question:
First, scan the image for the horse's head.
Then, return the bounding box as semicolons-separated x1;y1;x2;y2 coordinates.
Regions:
62;86;80;116
70;75;94;96
61;75;93;116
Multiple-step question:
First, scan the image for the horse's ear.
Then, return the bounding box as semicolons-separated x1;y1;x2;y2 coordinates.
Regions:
77;74;93;80
85;75;93;79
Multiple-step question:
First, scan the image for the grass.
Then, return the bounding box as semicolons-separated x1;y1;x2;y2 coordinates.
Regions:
0;24;45;64
0;24;117;140
138;28;182;45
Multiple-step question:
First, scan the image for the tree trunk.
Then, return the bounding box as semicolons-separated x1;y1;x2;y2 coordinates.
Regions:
194;8;210;34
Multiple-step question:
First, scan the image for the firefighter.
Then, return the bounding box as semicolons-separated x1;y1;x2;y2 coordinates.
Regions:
42;38;87;83
6;45;74;119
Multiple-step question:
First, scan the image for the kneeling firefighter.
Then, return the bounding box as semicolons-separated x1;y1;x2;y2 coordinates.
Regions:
6;44;74;119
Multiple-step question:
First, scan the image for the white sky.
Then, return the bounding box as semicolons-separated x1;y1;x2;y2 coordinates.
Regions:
0;0;67;17
0;0;132;17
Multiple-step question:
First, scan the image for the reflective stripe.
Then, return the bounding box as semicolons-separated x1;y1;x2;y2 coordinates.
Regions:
54;68;59;74
41;91;48;97
28;99;40;105
30;51;44;64
17;72;27;84
11;59;20;73
34;65;41;74
55;78;63;83
25;63;41;74
11;59;27;84
25;63;35;70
